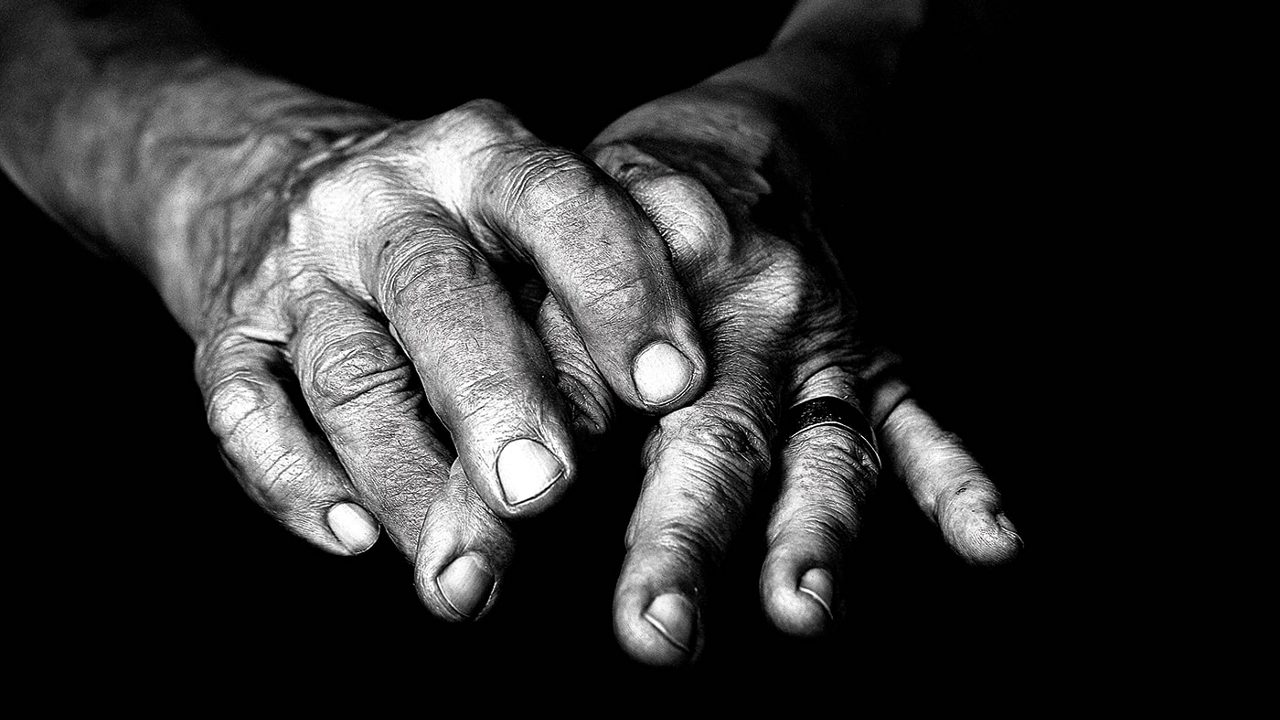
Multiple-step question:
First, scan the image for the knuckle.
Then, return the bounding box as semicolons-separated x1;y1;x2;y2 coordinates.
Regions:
637;171;716;208
634;516;727;568
639;172;732;258
659;399;775;484
204;371;276;443
577;270;651;326
449;98;517;126
301;156;396;223
501;148;604;222
305;331;413;409
694;405;770;465
769;506;853;555
790;430;879;491
943;469;996;505
380;230;487;311
431;98;528;149
746;246;817;322
450;369;518;423
254;449;318;507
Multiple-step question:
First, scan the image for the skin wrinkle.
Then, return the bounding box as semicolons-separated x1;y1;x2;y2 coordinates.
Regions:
486;145;601;240
202;367;278;442
258;450;312;500
449;369;552;427
535;299;614;439
770;444;869;544
375;230;490;321
300;331;414;413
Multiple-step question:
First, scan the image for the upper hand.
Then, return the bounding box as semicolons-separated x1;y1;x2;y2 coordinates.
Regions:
192;99;708;619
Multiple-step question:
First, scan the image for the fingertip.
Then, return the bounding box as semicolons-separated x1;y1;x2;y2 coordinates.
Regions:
435;553;497;620
326;502;380;555
948;508;1023;567
798;568;836;622
762;558;836;637
614;585;699;667
414;464;513;620
415;546;505;622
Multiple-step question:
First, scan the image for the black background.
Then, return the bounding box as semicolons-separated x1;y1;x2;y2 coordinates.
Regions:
4;0;1120;701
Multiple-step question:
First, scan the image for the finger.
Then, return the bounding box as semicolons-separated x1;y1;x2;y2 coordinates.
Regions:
196;330;380;555
289;284;515;619
364;214;576;517
760;366;879;637
613;349;779;666
414;459;515;621
588;152;781;664
289;283;451;549
878;397;1022;566
535;295;614;442
470;134;708;411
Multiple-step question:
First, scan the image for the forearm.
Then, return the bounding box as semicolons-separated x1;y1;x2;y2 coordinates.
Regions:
0;0;392;330
593;0;920;174
712;0;923;157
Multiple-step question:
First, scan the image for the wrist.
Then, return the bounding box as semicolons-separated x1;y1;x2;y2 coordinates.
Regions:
148;98;395;334
589;82;821;213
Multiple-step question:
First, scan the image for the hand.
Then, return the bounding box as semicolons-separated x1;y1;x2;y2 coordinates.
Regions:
555;83;1024;665
192;99;708;619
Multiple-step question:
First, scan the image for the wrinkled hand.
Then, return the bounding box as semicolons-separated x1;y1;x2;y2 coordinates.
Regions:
193;99;708;619
549;84;1025;665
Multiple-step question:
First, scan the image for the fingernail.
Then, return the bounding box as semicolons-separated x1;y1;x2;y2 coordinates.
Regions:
995;513;1024;547
437;554;496;619
496;438;563;506
327;502;379;554
797;567;835;621
633;341;694;406
642;593;697;654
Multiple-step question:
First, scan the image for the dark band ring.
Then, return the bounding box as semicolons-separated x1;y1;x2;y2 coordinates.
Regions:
784;397;881;468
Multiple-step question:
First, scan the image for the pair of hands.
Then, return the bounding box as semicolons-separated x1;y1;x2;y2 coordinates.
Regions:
194;84;1020;665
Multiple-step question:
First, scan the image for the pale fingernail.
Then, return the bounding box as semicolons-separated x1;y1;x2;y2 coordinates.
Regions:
496;438;563;506
327;502;379;554
642;593;697;654
437;554;495;619
797;567;835;621
995;513;1024;547
633;341;693;406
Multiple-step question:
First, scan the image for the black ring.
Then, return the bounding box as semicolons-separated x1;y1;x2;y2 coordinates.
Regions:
784;397;880;466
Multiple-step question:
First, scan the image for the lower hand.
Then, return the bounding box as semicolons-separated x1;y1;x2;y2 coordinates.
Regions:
558;83;1025;665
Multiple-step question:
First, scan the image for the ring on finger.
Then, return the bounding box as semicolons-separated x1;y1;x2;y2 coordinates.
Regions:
783;396;881;469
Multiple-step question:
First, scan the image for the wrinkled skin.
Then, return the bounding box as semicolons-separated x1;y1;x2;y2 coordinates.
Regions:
193;99;709;620
566;83;1024;664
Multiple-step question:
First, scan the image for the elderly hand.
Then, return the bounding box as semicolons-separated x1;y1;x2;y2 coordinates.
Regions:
193;99;709;619
536;81;1024;665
